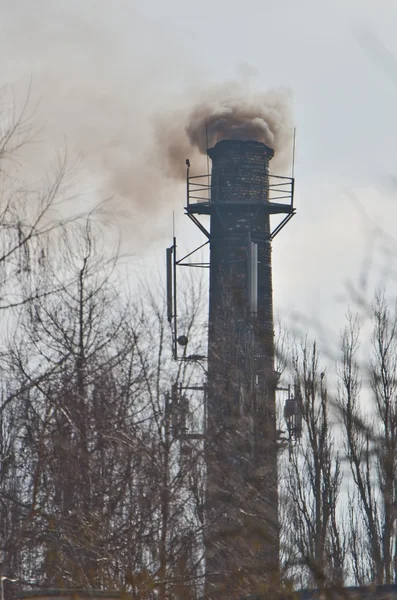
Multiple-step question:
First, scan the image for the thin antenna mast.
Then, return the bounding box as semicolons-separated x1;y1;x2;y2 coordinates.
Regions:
206;123;210;198
186;158;190;206
292;127;297;179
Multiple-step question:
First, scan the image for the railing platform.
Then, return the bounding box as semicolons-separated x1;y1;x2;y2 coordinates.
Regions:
187;173;295;216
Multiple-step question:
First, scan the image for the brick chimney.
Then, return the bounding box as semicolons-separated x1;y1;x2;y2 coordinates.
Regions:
204;140;279;599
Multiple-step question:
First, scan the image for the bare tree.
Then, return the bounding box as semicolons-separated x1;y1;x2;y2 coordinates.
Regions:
0;91;94;593
338;295;397;585
6;220;135;587
0;217;210;597
281;340;345;589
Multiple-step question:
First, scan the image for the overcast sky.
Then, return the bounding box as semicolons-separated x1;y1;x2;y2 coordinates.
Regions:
1;0;397;351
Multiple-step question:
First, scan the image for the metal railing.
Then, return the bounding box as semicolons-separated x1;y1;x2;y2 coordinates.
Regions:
187;174;211;204
268;174;294;206
187;173;294;208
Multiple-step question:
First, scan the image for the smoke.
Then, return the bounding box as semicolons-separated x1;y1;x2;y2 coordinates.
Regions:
156;82;293;180
0;1;293;244
0;0;191;243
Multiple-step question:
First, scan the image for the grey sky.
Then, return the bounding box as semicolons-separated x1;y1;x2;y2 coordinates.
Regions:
1;0;397;345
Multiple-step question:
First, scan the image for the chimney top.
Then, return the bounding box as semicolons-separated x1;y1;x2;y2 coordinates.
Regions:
207;139;274;160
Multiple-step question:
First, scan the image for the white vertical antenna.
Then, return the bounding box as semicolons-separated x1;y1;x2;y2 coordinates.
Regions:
206;123;210;200
292;127;297;179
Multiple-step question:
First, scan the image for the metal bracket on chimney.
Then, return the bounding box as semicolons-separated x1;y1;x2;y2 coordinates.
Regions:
270;211;296;240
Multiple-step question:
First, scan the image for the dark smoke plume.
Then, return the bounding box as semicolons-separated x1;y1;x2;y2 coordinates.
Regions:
0;1;293;244
157;83;293;180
